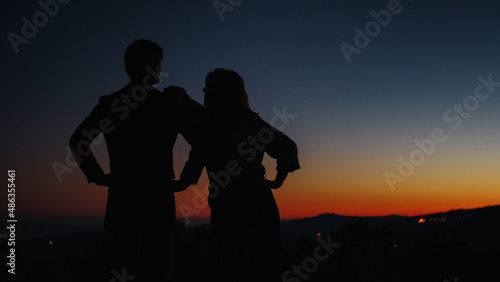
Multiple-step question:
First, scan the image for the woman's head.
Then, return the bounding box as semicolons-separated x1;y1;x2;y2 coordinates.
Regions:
203;68;253;115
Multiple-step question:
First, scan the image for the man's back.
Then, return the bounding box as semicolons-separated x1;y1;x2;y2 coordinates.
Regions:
70;82;204;233
70;83;190;186
99;84;179;184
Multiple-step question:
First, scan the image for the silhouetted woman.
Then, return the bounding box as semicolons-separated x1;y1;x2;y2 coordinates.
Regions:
202;68;300;282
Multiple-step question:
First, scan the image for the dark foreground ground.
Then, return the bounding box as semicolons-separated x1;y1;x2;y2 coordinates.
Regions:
2;206;500;281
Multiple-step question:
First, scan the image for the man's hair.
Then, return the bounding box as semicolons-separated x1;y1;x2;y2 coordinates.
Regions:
124;39;163;80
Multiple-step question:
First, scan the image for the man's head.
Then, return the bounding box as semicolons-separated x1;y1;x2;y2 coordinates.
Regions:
124;39;163;85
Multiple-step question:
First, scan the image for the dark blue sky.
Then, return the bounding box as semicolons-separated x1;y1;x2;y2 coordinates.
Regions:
2;0;500;218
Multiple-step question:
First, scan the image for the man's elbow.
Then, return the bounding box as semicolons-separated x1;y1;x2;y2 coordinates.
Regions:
69;131;80;151
69;131;87;160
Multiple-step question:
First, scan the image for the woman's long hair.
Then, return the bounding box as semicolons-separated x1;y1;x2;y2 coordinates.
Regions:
203;68;255;118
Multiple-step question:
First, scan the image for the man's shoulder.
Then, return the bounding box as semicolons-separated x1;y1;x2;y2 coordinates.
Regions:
97;85;130;104
162;87;206;112
97;84;162;103
162;86;190;103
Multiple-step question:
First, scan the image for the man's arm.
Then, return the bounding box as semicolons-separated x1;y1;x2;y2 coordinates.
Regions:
69;102;108;185
164;86;206;190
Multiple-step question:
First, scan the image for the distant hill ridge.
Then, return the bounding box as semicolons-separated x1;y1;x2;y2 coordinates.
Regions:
280;204;500;251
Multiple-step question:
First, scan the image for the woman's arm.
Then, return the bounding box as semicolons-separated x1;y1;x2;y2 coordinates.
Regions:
266;170;289;189
253;116;300;189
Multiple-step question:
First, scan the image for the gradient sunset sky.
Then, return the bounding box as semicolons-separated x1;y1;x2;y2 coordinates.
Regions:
2;0;500;224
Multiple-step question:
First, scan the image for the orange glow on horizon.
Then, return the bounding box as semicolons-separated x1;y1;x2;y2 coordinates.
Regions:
18;142;500;223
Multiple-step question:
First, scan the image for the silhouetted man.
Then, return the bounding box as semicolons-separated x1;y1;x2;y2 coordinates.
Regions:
69;39;202;281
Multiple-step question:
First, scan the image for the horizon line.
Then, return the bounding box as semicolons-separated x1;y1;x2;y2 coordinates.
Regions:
16;203;500;221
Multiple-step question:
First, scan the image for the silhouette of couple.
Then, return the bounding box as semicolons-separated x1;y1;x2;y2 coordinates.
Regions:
69;39;300;282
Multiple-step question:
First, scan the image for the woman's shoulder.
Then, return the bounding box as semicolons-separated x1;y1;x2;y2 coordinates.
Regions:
247;113;279;133
246;112;266;124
